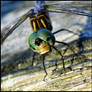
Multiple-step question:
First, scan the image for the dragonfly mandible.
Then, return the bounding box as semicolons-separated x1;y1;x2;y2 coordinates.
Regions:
1;1;92;81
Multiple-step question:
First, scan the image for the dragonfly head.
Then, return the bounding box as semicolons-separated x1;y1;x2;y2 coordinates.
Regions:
28;29;55;54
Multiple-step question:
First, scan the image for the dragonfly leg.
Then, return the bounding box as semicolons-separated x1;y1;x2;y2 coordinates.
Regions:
53;29;79;36
62;42;74;66
52;46;66;72
31;52;36;67
42;54;48;81
52;59;58;74
77;39;86;63
55;41;79;69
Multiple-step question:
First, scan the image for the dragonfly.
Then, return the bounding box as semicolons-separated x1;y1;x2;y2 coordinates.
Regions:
1;1;92;81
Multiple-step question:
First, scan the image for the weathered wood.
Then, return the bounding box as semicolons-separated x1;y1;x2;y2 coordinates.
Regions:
1;38;92;91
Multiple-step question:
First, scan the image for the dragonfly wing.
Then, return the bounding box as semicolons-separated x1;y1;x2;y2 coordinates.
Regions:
1;9;33;44
46;1;92;17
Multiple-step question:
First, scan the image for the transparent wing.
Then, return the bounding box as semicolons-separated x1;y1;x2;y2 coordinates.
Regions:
1;1;92;44
46;1;92;17
1;9;33;44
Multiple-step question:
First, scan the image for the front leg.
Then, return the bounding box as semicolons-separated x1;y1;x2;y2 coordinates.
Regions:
42;54;48;81
52;46;66;72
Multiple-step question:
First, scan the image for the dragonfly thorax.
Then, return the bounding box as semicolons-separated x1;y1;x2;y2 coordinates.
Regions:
29;9;52;32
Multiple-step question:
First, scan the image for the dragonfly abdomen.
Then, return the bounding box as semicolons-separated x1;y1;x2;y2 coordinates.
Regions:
29;11;52;32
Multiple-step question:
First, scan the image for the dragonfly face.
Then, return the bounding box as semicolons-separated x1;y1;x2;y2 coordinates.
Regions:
28;29;55;54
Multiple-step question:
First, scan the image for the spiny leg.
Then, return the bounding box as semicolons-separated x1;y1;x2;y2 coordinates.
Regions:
52;46;66;72
77;39;86;70
55;41;78;67
53;29;80;36
31;52;36;67
42;54;48;81
77;38;88;82
52;59;58;74
53;28;79;66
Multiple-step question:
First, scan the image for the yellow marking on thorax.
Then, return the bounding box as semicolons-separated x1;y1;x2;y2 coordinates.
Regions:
40;19;46;28
33;21;37;32
38;15;48;23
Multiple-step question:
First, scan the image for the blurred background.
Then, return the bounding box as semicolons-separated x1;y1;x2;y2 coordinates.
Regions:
1;1;23;18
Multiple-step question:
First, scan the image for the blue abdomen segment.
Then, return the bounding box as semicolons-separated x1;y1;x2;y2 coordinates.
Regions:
35;1;45;7
34;1;47;14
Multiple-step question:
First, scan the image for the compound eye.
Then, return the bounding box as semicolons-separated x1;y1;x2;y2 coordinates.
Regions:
47;37;52;41
35;38;43;46
47;36;55;46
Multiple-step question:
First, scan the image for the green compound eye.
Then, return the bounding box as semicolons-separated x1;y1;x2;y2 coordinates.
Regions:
28;32;37;51
37;29;55;46
28;29;55;52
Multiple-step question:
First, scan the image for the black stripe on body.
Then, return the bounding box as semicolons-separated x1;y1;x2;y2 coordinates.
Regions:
29;11;52;32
